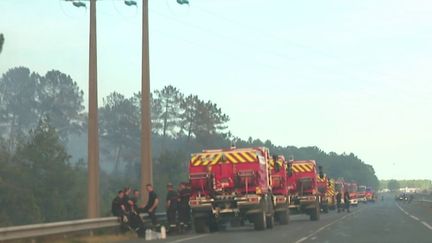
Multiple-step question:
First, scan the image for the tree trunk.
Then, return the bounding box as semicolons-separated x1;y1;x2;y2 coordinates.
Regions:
114;145;122;172
187;120;193;141
163;102;168;137
8;113;16;152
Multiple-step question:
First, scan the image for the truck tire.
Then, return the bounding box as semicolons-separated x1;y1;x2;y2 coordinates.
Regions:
230;218;241;227
253;210;266;230
323;204;329;213
266;215;274;229
193;217;209;233
209;217;219;232
277;209;290;225
310;201;320;221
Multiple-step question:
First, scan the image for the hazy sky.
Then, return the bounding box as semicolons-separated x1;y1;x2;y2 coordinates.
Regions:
1;0;431;180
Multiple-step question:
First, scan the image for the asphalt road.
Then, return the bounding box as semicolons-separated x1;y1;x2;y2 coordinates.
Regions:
123;195;432;243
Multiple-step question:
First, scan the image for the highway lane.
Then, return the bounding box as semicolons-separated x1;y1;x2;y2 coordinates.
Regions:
123;197;432;243
298;196;432;243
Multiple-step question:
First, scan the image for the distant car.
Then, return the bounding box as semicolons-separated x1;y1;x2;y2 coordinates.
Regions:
358;197;367;203
395;193;408;201
350;198;359;206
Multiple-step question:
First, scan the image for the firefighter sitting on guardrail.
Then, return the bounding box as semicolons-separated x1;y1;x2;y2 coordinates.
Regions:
112;190;127;217
112;189;147;237
142;184;160;226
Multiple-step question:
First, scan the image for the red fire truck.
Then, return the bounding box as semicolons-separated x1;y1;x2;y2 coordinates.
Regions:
346;182;359;207
365;187;376;202
287;160;323;221
316;174;331;213
268;155;290;225
188;147;275;233
357;185;367;203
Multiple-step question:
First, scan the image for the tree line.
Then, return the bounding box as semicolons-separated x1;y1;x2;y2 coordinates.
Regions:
0;66;379;226
381;179;432;192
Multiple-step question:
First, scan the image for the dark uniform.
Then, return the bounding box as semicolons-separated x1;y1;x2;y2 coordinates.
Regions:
143;191;158;225
336;192;342;213
111;195;125;217
130;195;139;212
166;189;178;226
344;192;351;212
123;194;132;212
178;186;191;225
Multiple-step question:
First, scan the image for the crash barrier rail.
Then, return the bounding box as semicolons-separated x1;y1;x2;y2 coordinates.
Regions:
0;212;166;242
416;197;432;207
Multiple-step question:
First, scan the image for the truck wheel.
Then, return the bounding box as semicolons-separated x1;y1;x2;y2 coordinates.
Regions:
209;217;219;232
266;215;274;229
193;217;209;233
310;202;320;221
323;204;329;213
278;209;290;225
253;210;266;230
230;219;241;227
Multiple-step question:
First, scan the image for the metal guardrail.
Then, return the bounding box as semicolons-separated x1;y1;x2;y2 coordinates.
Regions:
417;198;432;206
0;213;166;242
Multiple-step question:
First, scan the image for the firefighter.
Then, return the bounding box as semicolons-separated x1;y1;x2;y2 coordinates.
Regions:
142;184;159;226
123;187;133;212
178;182;191;228
111;190;126;217
166;183;178;229
130;189;140;212
111;190;131;234
336;191;342;213
344;190;351;213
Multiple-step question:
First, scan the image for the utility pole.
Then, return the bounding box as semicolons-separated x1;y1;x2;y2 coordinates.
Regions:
140;0;152;203
68;0;187;207
87;0;100;218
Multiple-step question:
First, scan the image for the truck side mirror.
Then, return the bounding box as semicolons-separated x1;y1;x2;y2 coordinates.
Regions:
273;155;280;172
287;163;293;177
274;162;280;172
318;165;324;179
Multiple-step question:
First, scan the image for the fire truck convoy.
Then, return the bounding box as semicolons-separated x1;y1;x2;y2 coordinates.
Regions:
187;146;369;233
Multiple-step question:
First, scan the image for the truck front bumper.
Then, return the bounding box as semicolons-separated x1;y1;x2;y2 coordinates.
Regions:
190;195;263;216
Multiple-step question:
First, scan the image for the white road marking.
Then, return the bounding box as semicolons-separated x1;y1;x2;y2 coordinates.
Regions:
166;234;209;243
294;209;362;243
410;215;420;221
421;221;432;230
296;236;308;242
396;202;432;231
